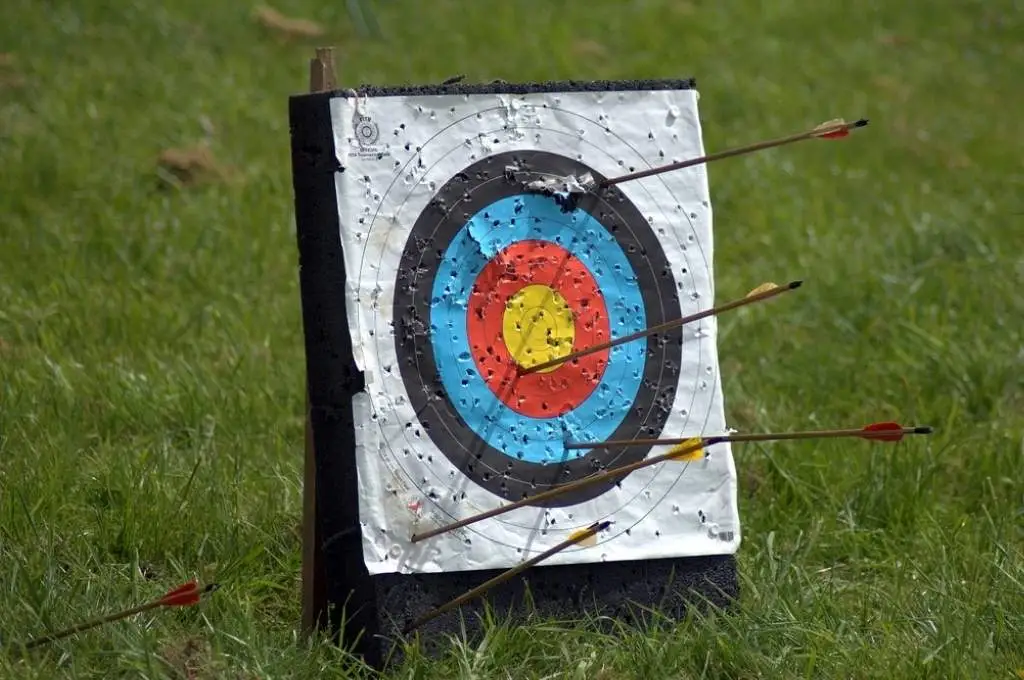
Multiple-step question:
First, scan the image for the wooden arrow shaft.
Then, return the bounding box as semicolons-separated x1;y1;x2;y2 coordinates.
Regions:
519;279;801;375
411;424;932;543
600;119;867;188
404;521;609;634
567;426;923;450
22;601;161;649
410;441;704;543
19;583;216;650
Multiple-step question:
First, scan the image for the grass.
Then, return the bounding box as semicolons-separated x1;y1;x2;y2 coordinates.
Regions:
1;0;1022;677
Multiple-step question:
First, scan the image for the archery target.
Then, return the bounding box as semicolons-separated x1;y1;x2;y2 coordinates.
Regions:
330;84;740;574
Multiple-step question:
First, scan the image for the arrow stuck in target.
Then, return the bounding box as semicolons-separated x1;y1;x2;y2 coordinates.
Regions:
403;520;610;634
516;279;803;376
564;421;935;450
409;422;933;543
599;118;869;188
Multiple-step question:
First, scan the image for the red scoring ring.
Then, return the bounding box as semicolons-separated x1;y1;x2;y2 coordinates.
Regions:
466;240;610;418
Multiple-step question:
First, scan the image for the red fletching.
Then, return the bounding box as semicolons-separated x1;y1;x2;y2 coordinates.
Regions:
819;128;850;139
812;119;852;140
19;580;213;649
860;422;905;442
158;580;201;607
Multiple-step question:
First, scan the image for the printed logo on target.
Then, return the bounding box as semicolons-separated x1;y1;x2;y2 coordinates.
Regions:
351;113;390;160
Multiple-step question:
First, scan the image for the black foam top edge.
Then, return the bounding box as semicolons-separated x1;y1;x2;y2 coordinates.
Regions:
294;77;697;100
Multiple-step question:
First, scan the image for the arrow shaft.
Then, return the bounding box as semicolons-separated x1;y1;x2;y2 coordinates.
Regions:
407;421;929;544
22;601;160;649
410;442;704;543
410;423;930;544
520;279;801;375
599;119;865;188
18;583;215;650
404;522;609;633
566;426;926;450
569;428;865;449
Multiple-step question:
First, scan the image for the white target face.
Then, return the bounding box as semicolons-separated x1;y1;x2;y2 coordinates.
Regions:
329;84;740;575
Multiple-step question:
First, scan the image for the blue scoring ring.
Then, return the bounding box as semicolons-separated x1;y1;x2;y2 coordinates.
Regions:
431;193;647;465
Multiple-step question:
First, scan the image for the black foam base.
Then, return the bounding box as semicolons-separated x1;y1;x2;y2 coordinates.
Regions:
373;554;737;664
288;78;738;671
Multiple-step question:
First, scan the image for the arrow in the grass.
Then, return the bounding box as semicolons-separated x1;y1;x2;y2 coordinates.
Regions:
409;422;932;543
19;580;219;650
517;280;802;376
599;117;869;188
403;521;610;634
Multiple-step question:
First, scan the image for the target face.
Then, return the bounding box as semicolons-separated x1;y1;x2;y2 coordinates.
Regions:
332;84;740;574
394;150;682;507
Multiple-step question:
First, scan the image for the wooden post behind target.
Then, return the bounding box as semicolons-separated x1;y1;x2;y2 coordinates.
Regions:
300;46;335;638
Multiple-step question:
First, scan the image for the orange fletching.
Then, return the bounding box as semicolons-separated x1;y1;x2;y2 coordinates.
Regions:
860;422;905;442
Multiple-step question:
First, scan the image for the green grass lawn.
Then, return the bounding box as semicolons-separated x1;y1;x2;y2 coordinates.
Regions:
2;0;1022;677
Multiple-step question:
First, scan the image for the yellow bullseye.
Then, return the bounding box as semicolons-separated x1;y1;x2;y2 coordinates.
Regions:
502;284;575;373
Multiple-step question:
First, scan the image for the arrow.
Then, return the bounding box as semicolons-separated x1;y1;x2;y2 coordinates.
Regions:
403;521;609;634
19;580;219;650
409;441;707;543
517;279;802;376
410;422;932;543
566;422;934;450
599;118;869;188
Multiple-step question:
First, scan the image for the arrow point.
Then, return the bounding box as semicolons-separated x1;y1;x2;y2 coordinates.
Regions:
788;280;804;289
854;118;869;128
913;426;934;435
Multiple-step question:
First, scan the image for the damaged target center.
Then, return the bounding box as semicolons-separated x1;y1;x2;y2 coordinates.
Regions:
502;284;576;373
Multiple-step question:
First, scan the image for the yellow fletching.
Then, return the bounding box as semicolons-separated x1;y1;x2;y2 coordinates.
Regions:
746;282;780;298
812;118;847;135
568;527;598;547
666;438;705;462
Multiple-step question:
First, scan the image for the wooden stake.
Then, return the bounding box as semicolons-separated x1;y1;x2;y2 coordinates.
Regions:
301;46;335;639
309;47;336;92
